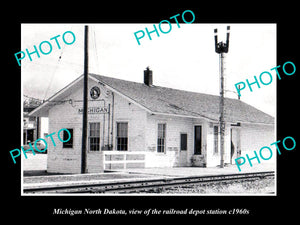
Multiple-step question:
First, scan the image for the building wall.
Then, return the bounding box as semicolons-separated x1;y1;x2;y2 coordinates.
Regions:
39;117;49;139
143;114;237;168
45;77;275;173
239;123;275;165
46;78;148;173
145;114;190;167
206;123;218;167
47;79;109;173
206;122;275;167
112;91;147;152
144;114;212;168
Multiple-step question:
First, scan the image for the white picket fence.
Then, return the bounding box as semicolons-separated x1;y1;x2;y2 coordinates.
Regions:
102;151;146;170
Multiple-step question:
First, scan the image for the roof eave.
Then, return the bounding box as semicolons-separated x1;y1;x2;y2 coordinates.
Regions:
28;75;85;117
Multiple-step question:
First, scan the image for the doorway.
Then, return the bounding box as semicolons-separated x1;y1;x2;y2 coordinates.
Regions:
194;126;202;155
230;128;241;164
26;129;34;143
178;133;188;166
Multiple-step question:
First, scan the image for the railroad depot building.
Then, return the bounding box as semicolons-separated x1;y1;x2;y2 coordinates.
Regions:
29;70;275;174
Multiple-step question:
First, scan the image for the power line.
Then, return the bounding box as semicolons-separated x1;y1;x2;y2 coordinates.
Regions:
42;47;64;101
42;25;74;101
92;26;101;75
23;94;43;102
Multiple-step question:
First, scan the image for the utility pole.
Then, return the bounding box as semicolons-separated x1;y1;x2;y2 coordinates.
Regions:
214;26;230;168
219;52;225;168
81;25;88;173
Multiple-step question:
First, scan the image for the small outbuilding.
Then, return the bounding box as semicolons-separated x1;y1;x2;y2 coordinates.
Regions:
29;69;274;174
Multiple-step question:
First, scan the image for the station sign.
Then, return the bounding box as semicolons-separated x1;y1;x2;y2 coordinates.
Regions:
78;107;108;114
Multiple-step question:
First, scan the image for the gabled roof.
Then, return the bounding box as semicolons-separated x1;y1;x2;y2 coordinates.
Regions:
91;74;274;125
29;73;274;125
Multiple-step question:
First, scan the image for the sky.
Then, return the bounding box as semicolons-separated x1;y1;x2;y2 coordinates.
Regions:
21;23;276;117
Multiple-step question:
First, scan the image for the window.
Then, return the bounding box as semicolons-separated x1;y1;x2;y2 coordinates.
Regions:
63;129;73;148
214;126;219;154
89;123;100;151
117;122;128;151
157;123;166;153
180;133;187;151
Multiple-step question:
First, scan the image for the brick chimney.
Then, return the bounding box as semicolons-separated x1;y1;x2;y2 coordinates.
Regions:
144;67;153;86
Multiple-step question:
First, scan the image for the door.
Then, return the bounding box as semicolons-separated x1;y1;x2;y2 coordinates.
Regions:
178;133;188;166
23;131;27;145
194;126;202;155
27;129;34;143
230;128;241;164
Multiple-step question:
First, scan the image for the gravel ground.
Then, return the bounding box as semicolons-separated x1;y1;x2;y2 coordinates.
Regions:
23;173;154;184
149;177;275;194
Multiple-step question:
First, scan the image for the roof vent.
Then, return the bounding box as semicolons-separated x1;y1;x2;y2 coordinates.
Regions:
144;67;153;86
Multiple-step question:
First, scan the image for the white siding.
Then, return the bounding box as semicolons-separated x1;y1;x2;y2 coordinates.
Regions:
240;123;275;165
45;77;275;173
113;93;147;152
145;114;209;167
46;78;148;173
47;79;107;173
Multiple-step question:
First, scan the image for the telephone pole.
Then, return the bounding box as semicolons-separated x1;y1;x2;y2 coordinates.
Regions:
214;26;230;168
81;25;88;173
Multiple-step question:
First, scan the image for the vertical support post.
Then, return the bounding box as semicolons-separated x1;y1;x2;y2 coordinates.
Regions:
111;92;114;148
107;103;111;148
103;107;105;150
81;25;88;174
220;52;225;168
214;26;230;168
36;116;40;140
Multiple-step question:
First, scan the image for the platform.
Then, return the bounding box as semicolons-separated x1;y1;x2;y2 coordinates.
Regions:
114;163;276;177
23;162;275;192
